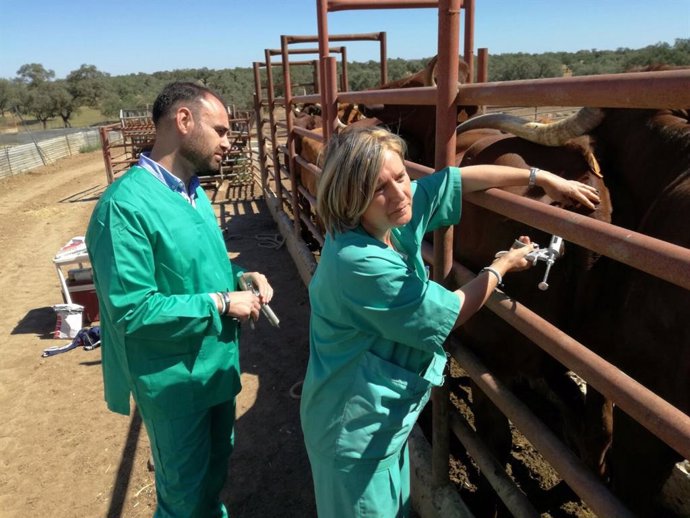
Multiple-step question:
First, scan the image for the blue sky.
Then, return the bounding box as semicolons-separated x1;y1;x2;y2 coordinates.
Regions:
1;0;688;79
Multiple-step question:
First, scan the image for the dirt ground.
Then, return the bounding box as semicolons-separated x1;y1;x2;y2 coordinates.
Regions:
0;151;316;518
0;149;602;518
5;149;679;518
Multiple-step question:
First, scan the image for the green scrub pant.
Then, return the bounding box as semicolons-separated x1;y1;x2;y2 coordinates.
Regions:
143;399;235;518
309;443;411;518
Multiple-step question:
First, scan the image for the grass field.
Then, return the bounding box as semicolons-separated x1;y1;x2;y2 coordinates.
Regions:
0;106;114;133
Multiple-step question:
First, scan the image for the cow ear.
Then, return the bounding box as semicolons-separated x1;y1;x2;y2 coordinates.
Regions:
423;55;439;86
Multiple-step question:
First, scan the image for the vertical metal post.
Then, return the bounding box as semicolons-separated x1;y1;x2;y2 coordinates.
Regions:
313;59;321;93
317;0;331;135
253;62;268;193
477;48;489;114
432;0;462;489
6;147;13;176
463;0;475;82
282;35;303;237
379;32;388;85
340;46;349;92
99;125;114;184
323;56;339;141
477;48;489;83
265;49;284;208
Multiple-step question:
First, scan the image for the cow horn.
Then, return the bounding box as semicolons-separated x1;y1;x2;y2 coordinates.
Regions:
423;56;439;86
423;55;469;86
455;107;605;146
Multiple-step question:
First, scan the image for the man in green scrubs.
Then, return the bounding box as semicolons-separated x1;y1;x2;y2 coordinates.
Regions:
300;127;601;517
87;82;274;518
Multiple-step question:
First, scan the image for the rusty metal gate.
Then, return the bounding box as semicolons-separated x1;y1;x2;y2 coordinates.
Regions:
253;1;690;516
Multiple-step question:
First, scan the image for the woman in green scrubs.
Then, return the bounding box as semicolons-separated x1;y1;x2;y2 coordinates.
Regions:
300;127;600;517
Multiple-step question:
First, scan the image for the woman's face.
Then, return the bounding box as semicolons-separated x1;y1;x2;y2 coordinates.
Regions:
360;149;412;240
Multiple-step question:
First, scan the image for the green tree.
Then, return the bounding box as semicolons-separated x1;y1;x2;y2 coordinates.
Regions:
16;63;55;87
100;91;124;118
25;81;61;128
195;67;214;86
348;62;381;90
37;38;687;125
66;64;110;108
0;78;16;116
53;81;78;127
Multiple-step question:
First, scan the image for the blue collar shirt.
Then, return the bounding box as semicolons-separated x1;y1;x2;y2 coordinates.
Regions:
138;152;201;208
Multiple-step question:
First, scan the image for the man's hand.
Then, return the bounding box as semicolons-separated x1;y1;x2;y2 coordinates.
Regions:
241;272;274;305
226;290;261;322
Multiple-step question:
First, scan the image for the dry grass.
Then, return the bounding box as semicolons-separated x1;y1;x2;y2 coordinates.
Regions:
0;106;112;132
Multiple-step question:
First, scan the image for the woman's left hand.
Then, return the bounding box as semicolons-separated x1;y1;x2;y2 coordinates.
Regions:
540;171;601;210
241;272;274;304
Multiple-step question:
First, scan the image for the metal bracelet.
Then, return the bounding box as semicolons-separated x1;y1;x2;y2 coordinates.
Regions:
222;291;232;316
217;292;226;315
480;266;503;287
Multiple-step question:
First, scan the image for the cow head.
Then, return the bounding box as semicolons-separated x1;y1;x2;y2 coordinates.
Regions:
292;102;322;119
455;105;690;230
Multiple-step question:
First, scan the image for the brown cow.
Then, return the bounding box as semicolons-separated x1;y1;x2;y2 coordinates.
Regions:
292;103;367;196
360;55;478;166
456;106;690;517
289;63;615;515
574;107;689;518
289;57;467;233
289;104;369;246
292;55;474;197
443;127;613;517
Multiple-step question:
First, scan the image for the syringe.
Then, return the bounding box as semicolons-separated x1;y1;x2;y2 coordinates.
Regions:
239;277;280;328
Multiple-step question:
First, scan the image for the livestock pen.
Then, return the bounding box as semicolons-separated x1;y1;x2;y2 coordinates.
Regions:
252;1;690;517
98;109;257;193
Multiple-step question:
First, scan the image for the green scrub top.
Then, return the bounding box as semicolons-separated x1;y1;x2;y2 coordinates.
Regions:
86;166;244;419
301;166;463;469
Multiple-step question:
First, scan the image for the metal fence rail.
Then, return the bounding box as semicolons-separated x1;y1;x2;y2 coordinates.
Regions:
254;1;690;516
0;129;100;180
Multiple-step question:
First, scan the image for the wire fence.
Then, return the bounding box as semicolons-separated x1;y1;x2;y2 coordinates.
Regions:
0;129;101;180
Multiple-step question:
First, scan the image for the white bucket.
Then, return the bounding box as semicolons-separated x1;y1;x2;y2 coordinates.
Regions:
53;303;84;339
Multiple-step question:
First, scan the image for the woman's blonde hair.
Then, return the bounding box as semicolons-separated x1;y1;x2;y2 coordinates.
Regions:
316;126;406;235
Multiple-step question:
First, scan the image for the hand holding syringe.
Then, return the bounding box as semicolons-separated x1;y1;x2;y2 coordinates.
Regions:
495;235;564;291
239;276;280;328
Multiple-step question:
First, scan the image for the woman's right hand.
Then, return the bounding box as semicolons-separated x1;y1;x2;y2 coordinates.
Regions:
492;235;536;274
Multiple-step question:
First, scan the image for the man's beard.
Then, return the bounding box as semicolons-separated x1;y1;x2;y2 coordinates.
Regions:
182;144;220;176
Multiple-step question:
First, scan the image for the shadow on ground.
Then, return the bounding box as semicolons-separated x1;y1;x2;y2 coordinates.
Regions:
11;306;56;338
217;196;316;517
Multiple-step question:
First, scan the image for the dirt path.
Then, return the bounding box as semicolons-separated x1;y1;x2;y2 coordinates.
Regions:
0;152;316;518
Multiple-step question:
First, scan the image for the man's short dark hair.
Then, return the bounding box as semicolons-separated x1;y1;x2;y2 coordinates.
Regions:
152;81;227;125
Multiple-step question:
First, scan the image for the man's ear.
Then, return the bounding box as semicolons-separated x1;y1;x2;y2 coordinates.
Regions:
176;107;194;135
